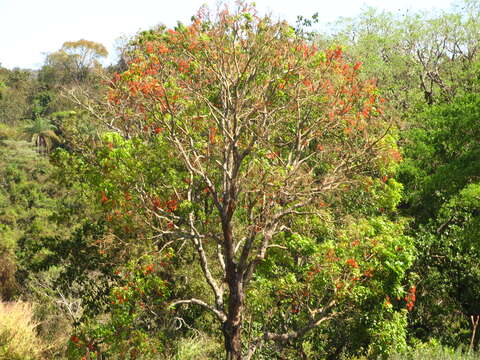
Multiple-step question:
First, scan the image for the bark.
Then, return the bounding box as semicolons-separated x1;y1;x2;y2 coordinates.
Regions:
222;212;245;360
223;276;244;360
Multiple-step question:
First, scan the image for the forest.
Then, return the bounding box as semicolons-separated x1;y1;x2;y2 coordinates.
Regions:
1;1;480;359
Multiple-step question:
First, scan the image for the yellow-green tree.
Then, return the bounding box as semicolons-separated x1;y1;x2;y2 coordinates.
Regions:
41;39;108;85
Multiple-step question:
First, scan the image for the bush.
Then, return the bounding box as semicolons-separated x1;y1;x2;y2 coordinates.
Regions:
0;301;46;360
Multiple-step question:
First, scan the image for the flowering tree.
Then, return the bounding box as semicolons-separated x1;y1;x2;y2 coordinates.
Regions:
85;3;412;358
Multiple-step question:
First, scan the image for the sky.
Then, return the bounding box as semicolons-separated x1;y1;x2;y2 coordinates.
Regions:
0;0;455;70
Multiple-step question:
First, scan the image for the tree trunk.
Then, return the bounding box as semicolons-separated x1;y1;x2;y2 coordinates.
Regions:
223;316;242;359
223;264;245;359
222;220;244;360
470;315;479;351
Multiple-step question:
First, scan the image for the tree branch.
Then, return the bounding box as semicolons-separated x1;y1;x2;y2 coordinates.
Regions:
170;298;227;323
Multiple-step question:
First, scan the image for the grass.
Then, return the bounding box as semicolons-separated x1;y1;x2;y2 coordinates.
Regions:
389;342;480;360
0;301;46;360
171;333;223;360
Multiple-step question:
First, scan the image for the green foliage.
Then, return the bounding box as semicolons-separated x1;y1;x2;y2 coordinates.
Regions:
67;255;172;359
244;216;414;359
169;334;222;360
31;90;54;119
0;123;20;140
400;90;480;220
398;75;480;349
0;67;37;125
333;3;480;113
0;139;61;298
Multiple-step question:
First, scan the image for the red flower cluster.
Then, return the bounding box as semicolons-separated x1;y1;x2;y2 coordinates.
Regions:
346;258;359;268
405;285;416;311
166;199;178;212
144;264;154;274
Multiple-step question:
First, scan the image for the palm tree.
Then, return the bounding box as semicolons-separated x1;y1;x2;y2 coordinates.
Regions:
24;117;61;154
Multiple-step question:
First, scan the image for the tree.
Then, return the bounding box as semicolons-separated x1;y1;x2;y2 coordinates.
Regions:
41;39;108;86
0;67;37;125
330;4;480;351
24;117;60;154
332;2;480;113
398;86;480;349
74;3;410;358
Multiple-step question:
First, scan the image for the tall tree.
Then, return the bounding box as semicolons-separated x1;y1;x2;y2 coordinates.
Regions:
41;39;108;86
399;85;480;348
0;67;37;125
332;1;480;113
67;3;412;359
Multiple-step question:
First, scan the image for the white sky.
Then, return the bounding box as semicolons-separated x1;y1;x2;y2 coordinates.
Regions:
0;0;454;70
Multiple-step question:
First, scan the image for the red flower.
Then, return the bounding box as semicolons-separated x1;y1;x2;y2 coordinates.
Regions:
166;199;178;212
158;44;169;53
152;198;162;209
177;59;190;73
101;191;108;204
364;269;374;278
334;47;343;58
302;78;313;88
70;335;80;343
351;239;360;247
346;258;359;268
146;42;154;54
405;285;417;311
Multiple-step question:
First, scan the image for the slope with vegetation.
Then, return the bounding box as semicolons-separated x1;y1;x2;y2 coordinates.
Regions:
0;1;480;359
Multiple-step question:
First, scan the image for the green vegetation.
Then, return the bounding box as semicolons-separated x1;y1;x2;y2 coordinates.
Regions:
1;1;480;359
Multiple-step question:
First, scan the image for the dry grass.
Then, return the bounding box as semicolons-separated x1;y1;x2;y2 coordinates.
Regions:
0;301;45;360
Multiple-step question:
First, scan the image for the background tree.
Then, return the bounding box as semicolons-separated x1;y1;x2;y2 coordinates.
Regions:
0;67;37;125
332;2;480;114
40;39;108;86
398;84;480;350
330;3;480;351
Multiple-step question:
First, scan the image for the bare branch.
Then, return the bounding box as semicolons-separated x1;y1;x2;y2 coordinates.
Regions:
170;298;227;323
